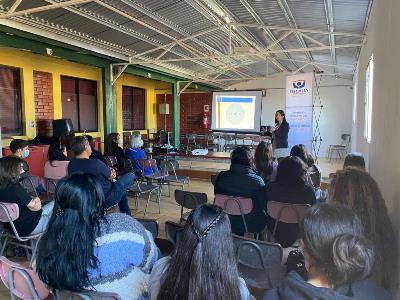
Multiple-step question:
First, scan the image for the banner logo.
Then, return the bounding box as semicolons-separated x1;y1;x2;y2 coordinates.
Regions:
293;80;306;89
290;79;309;95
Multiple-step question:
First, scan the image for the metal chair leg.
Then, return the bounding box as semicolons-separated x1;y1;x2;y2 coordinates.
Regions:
144;193;152;216
157;188;161;214
0;236;9;256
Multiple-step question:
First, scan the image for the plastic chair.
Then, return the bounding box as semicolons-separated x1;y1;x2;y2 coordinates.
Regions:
214;194;253;232
20;177;39;198
45;178;59;201
223;134;236;152
232;235;285;290
104;156;117;168
267;201;311;243
159;160;190;197
56;290;121;300
165;221;184;245
328;134;351;161
136;218;159;239
205;133;218;151
140;159;168;184
0;256;50;300
174;190;208;223
0;203;43;266
128;171;161;216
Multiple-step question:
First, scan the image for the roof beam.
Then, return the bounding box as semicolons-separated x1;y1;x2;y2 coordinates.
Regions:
231;23;364;38
238;0;300;72
0;0;92;18
120;43;362;65
8;0;23;14
324;0;337;72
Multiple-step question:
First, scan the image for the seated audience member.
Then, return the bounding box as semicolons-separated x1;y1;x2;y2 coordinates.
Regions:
104;132;125;171
0;156;54;236
214;146;266;235
264;203;391;300
125;132;159;175
67;136;134;215
9;139;46;193
254;141;278;183
85;135;106;164
44;142;69;180
265;156;316;247
290;144;326;202
343;152;366;170
36;174;158;300
60;132;76;159
149;204;252;300
329;167;397;290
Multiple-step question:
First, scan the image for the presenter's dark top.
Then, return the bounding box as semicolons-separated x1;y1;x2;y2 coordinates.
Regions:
274;121;290;149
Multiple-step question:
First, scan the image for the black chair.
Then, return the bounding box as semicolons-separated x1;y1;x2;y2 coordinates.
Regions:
159;160;190;197
20;177;39;198
136;218;174;257
165;221;184;245
174;190;208;223
232;234;285;290
136;218;159;239
45;178;59;201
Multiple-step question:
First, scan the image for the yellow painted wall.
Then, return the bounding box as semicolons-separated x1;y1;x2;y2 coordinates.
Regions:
0;48;103;146
115;74;170;137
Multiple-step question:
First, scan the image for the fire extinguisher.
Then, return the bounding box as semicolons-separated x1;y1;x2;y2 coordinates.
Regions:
203;112;209;129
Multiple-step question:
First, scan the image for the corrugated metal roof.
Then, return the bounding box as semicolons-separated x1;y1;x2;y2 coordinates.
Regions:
0;0;372;87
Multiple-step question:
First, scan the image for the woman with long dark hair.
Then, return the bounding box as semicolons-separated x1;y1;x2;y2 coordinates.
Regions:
272;110;289;150
265;156;316;247
149;204;252;300
254;141;277;183
0;156;54;236
104;132;125;170
290;144;326;202
329;167;398;290
264;203;390;300
44;142;69;179
36;173;158;300
214;146;267;235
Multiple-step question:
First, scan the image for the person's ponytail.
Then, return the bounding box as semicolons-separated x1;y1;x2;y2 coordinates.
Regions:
331;234;374;287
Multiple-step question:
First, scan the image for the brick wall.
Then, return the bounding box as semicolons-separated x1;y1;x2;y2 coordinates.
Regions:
34;71;53;137
156;92;212;138
180;93;212;135
156;93;173;132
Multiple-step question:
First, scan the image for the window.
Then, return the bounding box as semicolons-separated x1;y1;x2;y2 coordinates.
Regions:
0;66;22;135
61;76;98;132
364;55;374;143
122;86;145;130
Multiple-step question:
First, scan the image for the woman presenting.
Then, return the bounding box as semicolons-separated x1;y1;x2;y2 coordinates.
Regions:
272;110;289;149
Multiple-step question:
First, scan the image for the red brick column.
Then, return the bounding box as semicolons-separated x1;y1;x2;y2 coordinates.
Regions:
34;71;54;137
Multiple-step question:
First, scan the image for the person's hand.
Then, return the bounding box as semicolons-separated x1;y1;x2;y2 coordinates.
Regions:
27;197;42;211
271;127;276;132
109;168;117;180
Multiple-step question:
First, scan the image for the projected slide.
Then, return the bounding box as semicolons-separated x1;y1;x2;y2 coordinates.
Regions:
211;91;262;133
217;96;255;129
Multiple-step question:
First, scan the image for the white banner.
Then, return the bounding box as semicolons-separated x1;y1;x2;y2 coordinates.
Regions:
285;73;313;152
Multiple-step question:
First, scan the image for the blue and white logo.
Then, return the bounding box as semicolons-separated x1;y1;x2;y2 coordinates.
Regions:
293;80;306;89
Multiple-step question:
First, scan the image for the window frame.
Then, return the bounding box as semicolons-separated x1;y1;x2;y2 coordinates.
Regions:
61;76;98;133
0;65;23;136
364;55;374;143
122;85;146;131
